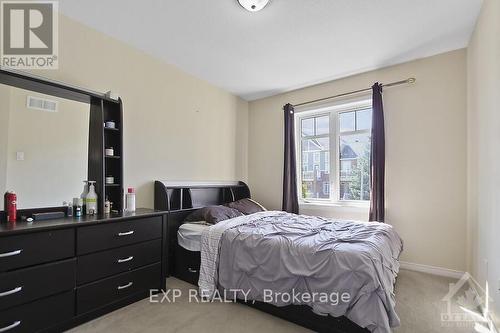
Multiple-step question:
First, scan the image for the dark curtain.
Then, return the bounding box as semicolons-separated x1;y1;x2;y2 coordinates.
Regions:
282;103;299;214
369;83;385;222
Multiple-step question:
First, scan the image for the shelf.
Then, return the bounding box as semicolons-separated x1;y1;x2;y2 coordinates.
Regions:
102;100;123;213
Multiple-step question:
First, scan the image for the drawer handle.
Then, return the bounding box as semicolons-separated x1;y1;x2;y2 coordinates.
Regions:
0;249;22;258
117;256;134;263
0;286;22;298
117;282;133;290
117;231;134;237
188;268;198;273
0;321;21;332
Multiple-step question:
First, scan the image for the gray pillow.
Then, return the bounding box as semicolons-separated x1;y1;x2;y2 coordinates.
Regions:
185;205;243;224
226;198;266;215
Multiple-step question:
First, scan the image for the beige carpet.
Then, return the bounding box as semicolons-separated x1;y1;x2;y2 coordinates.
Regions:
68;270;483;333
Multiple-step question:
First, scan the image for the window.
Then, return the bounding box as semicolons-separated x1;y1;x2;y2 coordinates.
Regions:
299;115;330;199
297;101;372;204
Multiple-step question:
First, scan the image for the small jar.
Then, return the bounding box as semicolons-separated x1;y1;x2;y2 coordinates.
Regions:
104;197;112;214
73;197;83;217
105;121;116;129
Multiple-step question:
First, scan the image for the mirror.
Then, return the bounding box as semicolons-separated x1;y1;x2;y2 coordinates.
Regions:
0;83;90;209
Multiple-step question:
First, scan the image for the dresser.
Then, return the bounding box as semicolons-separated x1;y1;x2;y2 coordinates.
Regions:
0;209;166;333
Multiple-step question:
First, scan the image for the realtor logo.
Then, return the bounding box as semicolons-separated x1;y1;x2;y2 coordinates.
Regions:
441;272;493;330
1;1;58;69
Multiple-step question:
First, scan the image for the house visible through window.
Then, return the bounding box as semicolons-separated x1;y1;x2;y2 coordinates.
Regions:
323;182;330;196
297;101;372;203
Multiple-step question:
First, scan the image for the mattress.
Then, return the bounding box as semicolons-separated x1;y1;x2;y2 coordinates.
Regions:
177;222;210;252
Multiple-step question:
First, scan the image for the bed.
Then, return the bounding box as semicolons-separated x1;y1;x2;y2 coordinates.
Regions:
155;181;403;333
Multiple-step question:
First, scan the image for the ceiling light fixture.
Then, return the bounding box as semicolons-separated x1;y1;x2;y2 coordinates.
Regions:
237;0;270;12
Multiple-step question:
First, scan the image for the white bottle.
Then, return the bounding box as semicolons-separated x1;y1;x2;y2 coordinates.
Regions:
80;181;89;215
125;187;136;212
104;196;111;214
86;181;98;215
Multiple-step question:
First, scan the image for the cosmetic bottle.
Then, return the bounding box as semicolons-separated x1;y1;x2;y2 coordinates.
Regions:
73;197;82;217
4;191;17;223
64;201;73;217
80;181;89;215
104;197;111;215
125;188;136;212
86;181;98;215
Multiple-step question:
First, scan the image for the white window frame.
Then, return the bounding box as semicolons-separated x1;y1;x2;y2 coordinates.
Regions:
323;151;330;174
295;98;372;207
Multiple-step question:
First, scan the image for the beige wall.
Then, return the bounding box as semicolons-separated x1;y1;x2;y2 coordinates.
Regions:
467;0;500;324
0;85;10;209
248;50;468;271
28;15;248;208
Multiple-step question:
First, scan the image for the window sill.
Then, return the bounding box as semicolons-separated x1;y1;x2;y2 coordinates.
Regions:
299;201;369;211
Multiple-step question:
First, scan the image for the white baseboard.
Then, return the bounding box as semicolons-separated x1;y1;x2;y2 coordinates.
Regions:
400;261;465;279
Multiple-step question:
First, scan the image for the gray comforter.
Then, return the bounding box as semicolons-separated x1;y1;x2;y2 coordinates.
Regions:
198;211;403;333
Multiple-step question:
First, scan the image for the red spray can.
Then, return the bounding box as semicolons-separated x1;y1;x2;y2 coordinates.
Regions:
4;191;17;223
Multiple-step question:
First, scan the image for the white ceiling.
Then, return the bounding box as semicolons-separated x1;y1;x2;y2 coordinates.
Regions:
59;0;483;101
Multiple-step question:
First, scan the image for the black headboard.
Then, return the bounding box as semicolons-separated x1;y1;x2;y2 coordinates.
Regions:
154;181;250;212
154;181;251;276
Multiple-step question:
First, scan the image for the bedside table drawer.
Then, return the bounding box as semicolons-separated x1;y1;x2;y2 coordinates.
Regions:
77;239;161;285
0;229;74;272
0;259;75;311
0;291;74;333
77;216;162;255
76;263;161;315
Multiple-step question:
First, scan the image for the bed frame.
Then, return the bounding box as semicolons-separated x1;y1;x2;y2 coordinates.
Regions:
154;181;369;333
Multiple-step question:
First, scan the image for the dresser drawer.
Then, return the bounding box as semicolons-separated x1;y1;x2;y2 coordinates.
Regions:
0;229;75;272
77;217;162;255
77;239;161;285
0;259;75;311
0;291;74;333
77;263;161;314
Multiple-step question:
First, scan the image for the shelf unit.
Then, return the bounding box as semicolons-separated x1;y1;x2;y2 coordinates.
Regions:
103;99;124;212
88;98;124;214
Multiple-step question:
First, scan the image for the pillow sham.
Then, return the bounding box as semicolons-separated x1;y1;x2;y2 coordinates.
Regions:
185;205;243;224
226;198;266;215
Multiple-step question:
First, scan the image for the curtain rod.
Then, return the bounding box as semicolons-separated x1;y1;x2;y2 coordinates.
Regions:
293;77;416;108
